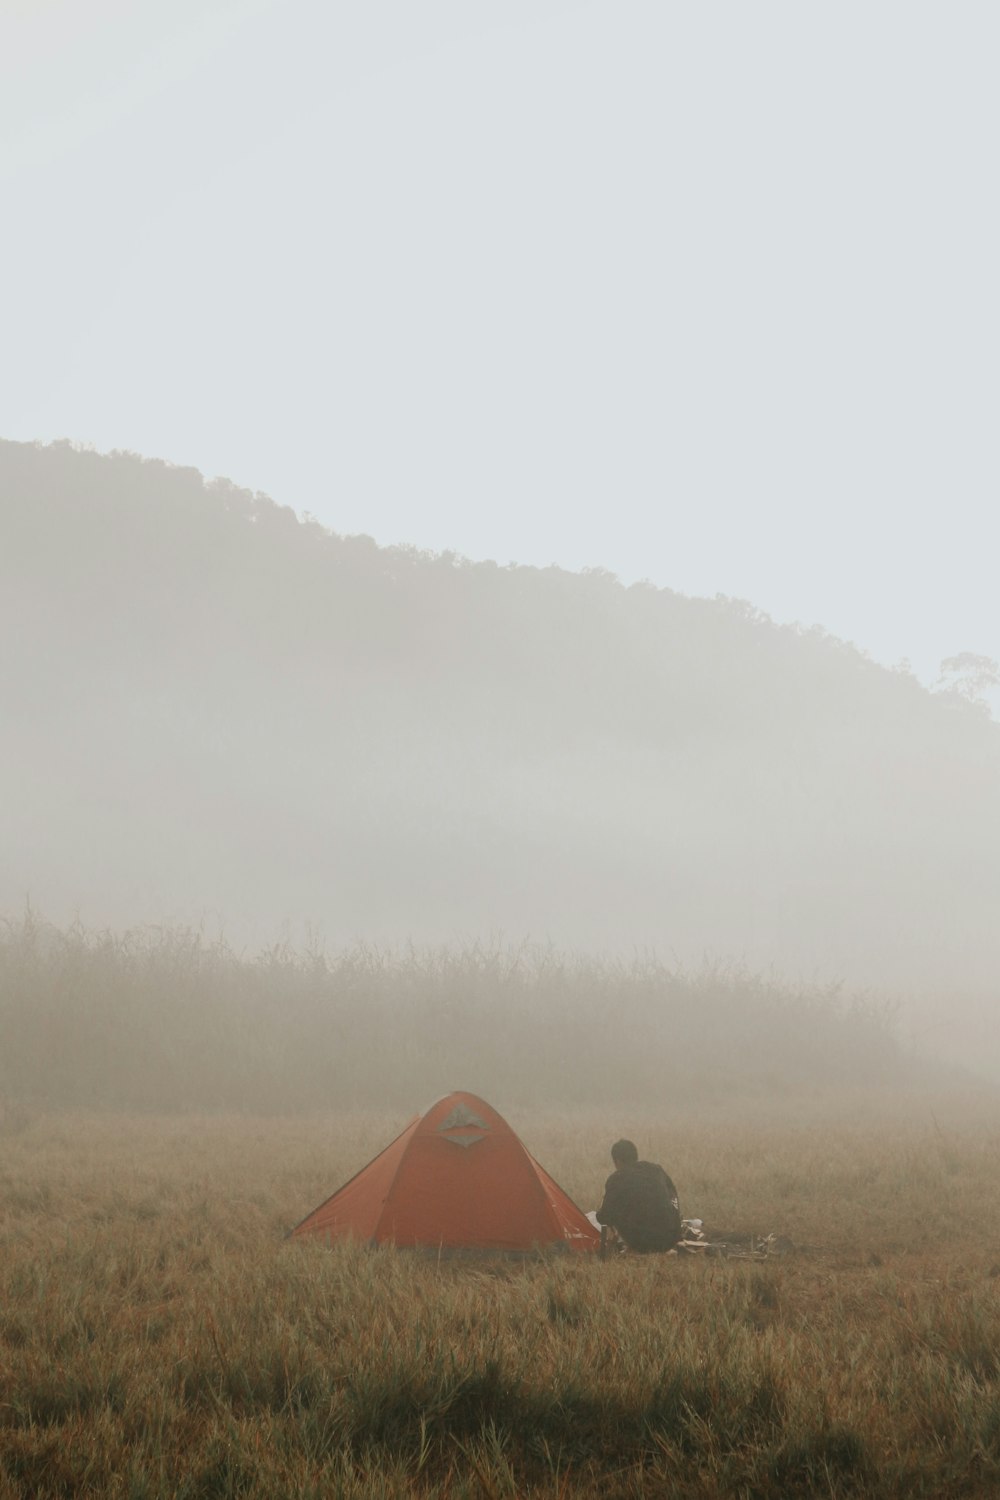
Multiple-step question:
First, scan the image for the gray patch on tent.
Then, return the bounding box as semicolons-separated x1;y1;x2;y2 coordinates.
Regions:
437;1105;489;1132
441;1130;488;1148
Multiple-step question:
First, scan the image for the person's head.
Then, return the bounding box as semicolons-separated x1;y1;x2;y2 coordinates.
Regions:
611;1138;638;1169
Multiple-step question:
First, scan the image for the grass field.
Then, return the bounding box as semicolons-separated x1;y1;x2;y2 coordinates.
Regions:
3;1098;1000;1498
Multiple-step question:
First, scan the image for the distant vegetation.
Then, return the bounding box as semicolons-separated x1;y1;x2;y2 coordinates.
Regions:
0;913;906;1112
2;438;998;1038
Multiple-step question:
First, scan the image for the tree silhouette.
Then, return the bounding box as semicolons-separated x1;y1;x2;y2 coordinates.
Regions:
935;653;1000;706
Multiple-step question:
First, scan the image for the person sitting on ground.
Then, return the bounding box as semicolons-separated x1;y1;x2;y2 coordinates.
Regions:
596;1138;682;1253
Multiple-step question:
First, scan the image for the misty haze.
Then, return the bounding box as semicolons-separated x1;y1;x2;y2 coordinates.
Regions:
2;437;998;1087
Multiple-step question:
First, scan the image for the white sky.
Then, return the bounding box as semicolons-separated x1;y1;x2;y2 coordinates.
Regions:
3;1;998;694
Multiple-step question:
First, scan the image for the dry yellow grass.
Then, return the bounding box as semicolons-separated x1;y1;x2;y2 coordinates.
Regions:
3;1097;1000;1498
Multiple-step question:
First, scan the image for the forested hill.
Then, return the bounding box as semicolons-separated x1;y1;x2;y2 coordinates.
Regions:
2;438;998;1018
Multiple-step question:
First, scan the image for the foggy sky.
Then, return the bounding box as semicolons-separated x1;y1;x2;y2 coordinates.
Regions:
2;1;998;703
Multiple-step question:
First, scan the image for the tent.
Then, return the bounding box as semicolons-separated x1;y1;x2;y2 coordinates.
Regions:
292;1091;600;1254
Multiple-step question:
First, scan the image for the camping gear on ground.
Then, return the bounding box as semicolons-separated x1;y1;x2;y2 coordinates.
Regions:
587;1212;793;1260
292;1091;601;1254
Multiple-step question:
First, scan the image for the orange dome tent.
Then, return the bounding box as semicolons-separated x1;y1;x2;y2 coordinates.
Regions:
292;1091;600;1254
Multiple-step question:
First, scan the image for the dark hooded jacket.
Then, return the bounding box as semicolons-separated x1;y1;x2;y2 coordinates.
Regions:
596;1161;681;1252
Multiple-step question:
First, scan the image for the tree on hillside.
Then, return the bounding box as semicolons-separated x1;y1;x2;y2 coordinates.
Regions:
935;653;1000;707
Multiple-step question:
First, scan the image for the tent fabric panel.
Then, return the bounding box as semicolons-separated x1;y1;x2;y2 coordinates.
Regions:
375;1127;562;1251
291;1115;419;1242
527;1154;602;1250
